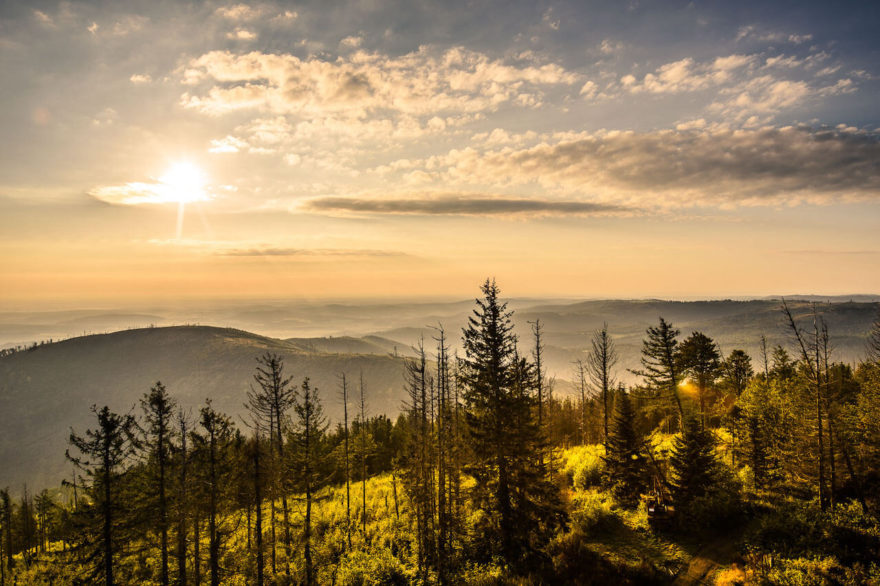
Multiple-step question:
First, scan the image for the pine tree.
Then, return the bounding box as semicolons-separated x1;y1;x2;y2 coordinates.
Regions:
1;489;12;575
720;349;753;398
173;410;190;586
191;401;237;586
401;341;436;580
632;317;685;431
460;279;564;570
290;378;329;586
587;323;618;448
603;390;647;508
140;381;177;586
66;405;139;586
246;353;296;576
866;306;880;363
670;417;719;508
678;331;721;429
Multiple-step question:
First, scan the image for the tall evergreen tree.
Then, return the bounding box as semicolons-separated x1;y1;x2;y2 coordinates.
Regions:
720;349;753;398
670;417;720;508
191;401;237;586
1;489;12;575
632;317;685;431
587;323;618;448
140;381;177;586
401;341;435;580
603;390;647;508
678;331;721;429
866;306;880;363
460;279;564;570
246;353;296;575
66;406;139;586
291;378;329;586
174;410;190;586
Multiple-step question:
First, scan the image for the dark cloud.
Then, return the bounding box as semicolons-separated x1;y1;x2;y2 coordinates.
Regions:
434;126;880;205
303;194;628;216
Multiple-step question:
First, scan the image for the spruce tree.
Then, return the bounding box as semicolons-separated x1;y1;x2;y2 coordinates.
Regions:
669;417;719;507
140;382;177;586
66;405;139;586
291;378;329;586
678;331;721;429
191;401;237;586
603;390;647;508
460;279;564;571
632;318;685;431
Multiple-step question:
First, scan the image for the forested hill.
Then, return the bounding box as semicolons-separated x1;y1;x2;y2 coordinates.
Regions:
0;325;408;488
510;299;878;381
1;300;876;489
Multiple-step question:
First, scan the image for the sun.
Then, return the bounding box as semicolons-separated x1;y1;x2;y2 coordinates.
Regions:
159;161;208;204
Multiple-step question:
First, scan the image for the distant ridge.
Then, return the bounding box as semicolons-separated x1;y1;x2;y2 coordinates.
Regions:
0;325;409;488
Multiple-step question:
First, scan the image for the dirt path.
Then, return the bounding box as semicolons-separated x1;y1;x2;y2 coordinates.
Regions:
672;535;741;585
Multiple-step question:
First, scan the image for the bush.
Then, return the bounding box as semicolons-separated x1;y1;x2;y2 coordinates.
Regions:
562;445;606;490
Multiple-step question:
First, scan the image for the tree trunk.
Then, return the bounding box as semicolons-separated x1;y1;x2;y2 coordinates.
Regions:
254;439;264;586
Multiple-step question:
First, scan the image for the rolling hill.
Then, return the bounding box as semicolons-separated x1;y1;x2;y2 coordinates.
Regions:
0;326;408;489
1;298;877;489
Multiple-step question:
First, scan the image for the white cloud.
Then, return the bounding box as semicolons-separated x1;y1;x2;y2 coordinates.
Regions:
209;135;249;153
179;46;579;118
129;73;152;84
215;4;261;21
340;35;363;49
90;182;212;205
227;29;257;41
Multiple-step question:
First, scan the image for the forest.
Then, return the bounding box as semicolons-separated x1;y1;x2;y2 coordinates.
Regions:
1;279;879;585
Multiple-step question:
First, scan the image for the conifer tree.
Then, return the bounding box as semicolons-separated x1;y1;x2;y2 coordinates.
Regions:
140;381;177;586
603;390;647;508
670;417;719;508
401;341;435;580
66;405;139;586
246;353;296;575
678;331;721;429
291;378;329;586
632;318;685;430
867;306;880;363
720;349;753;398
251;432;265;586
460;279;564;570
191;401;237;586
174;410;190;586
587;324;618;448
1;489;12;575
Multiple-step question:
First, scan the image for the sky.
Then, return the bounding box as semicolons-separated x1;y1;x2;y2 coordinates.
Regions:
0;0;878;304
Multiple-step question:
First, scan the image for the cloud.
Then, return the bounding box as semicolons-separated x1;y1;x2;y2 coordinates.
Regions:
180;46;579;118
227;29;257;41
627;54;755;94
783;249;880;256
215;4;262;21
735;26;813;45
385;126;880;208
129;73;152;84
302;194;628;217
340;35;363;49
208;135;249;153
218;247;408;257
89;182;212;205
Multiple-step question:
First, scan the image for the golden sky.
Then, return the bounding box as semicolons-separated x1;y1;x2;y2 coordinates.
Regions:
1;0;878;303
